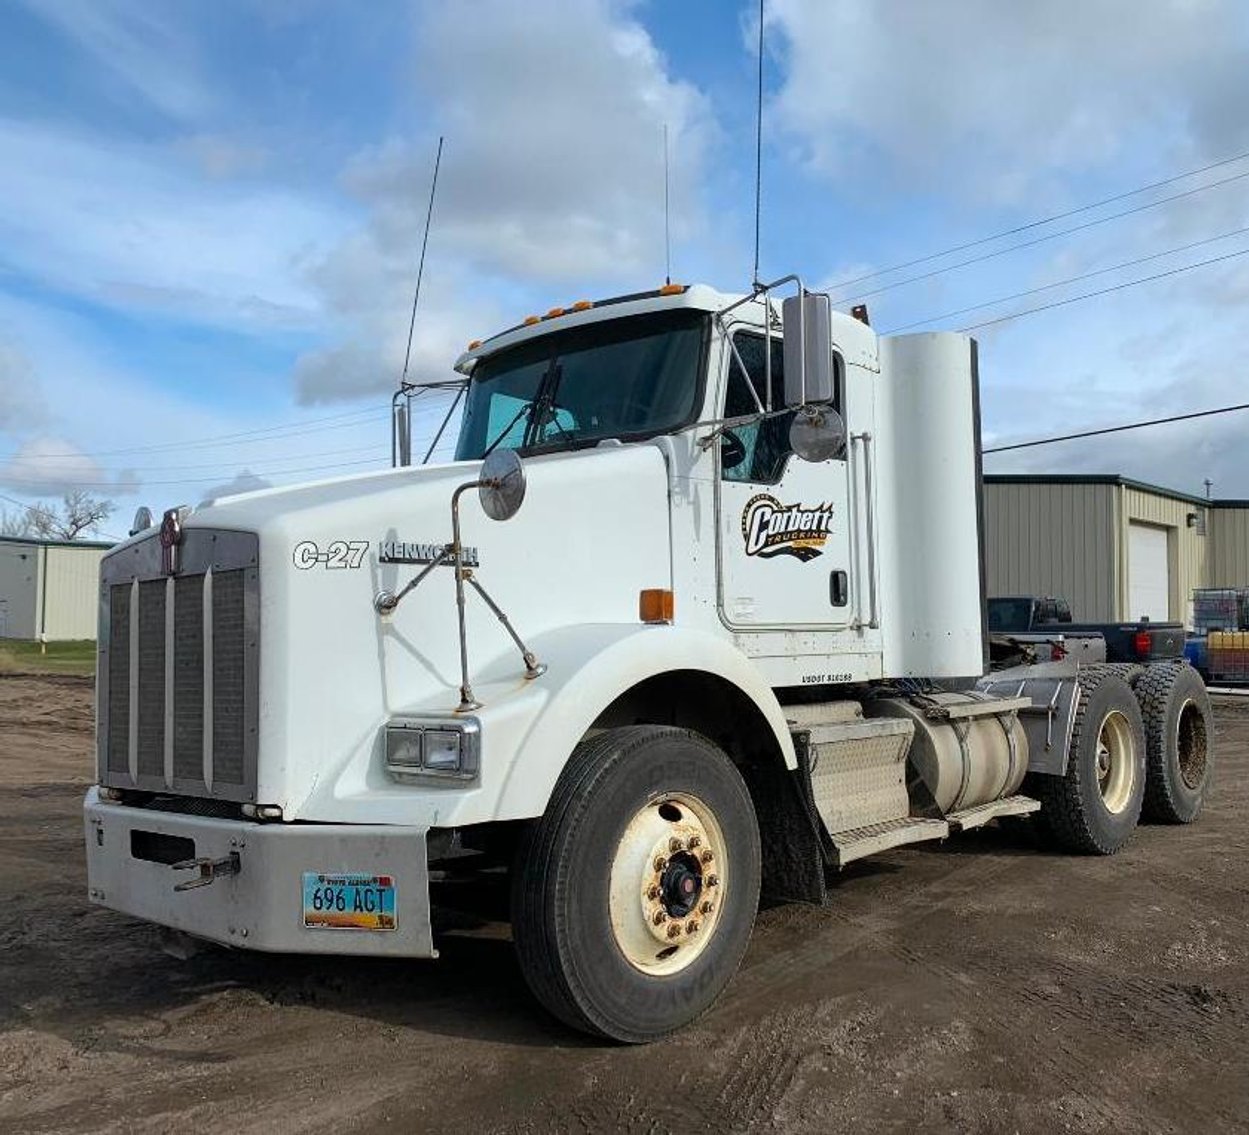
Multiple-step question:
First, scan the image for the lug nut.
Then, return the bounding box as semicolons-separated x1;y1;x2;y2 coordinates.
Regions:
653;910;666;925
686;920;699;934
653;856;666;871
688;835;702;849
700;850;714;865
667;924;682;939
668;837;684;853
706;874;720;888
647;885;661;901
700;901;714;915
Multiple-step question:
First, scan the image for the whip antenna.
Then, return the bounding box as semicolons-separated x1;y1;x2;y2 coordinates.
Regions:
400;135;444;388
752;0;764;287
663;123;672;285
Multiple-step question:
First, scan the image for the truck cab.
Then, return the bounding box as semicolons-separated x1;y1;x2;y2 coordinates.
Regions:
84;279;1213;1043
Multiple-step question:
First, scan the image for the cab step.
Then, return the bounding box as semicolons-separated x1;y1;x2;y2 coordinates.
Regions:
945;794;1040;832
828;816;949;867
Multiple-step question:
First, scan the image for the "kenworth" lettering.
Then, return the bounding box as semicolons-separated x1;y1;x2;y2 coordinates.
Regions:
378;541;479;567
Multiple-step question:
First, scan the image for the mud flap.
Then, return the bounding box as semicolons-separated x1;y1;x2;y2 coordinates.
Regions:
741;748;828;905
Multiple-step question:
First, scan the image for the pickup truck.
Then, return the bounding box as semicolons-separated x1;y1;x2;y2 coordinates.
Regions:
987;595;1185;664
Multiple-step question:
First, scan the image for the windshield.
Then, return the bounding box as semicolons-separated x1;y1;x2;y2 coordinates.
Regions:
454;309;707;460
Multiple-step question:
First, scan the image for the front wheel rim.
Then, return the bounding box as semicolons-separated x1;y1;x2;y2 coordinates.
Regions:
1095;709;1135;814
608;792;727;976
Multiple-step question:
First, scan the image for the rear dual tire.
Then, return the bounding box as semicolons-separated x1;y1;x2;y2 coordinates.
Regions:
511;726;761;1043
1034;670;1146;855
1137;663;1213;824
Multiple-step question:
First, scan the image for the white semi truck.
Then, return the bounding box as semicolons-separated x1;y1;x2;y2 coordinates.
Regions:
84;277;1213;1042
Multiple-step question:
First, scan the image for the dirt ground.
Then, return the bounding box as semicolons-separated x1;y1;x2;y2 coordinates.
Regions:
1;674;1246;1134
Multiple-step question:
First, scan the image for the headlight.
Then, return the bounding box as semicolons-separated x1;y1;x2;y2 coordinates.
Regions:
384;717;479;783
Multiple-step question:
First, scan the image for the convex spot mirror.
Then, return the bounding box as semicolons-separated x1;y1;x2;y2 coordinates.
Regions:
782;292;840;409
479;448;526;521
789;405;847;463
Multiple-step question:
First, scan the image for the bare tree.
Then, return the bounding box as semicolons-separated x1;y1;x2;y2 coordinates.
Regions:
13;491;115;540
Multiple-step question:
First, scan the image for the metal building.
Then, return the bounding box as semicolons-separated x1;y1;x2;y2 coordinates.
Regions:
982;474;1249;627
0;536;113;641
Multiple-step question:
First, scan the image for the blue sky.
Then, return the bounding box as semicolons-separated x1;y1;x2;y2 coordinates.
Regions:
1;0;1248;538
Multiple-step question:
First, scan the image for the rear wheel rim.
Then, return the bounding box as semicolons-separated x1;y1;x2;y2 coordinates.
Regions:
608;792;726;976
1095;709;1135;814
1176;698;1208;790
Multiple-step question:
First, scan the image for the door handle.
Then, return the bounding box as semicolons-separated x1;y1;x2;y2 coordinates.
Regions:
830;570;848;607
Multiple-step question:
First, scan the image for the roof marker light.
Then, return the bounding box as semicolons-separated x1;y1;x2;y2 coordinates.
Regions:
658;283;686;296
467;339;482;350
545;307;566;319
571;300;593;311
523;315;541;325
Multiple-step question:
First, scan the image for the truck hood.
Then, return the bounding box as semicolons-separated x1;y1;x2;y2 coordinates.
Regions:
177;444;674;820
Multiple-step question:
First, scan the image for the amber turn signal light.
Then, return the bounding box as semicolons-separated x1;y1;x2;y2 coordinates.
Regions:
639;589;675;624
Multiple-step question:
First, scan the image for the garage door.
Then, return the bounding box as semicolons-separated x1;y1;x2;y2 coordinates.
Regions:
1128;523;1170;621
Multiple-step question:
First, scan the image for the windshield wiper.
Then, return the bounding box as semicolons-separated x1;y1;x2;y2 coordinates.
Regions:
482;400;534;459
523;362;565;449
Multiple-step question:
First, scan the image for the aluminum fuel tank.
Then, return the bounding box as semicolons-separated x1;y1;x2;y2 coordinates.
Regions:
864;691;1029;814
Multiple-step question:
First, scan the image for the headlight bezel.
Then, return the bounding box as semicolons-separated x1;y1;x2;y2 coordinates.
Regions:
384;716;481;784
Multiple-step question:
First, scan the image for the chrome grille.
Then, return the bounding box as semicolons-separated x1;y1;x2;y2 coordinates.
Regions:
99;529;259;802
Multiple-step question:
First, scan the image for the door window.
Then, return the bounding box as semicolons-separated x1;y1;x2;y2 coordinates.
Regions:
721;334;794;485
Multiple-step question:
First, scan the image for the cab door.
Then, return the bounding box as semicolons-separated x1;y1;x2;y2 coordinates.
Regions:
715;329;855;629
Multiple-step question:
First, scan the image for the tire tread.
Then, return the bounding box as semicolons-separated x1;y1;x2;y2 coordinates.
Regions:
1033;670;1144;855
1137;663;1212;824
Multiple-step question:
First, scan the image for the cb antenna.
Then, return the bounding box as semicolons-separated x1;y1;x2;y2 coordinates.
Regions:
399;135;444;389
663;122;671;285
752;0;764;287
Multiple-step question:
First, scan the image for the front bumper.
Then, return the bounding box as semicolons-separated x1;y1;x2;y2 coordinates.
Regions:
83;788;436;958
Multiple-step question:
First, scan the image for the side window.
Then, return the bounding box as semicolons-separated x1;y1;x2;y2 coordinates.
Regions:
721;334;794;484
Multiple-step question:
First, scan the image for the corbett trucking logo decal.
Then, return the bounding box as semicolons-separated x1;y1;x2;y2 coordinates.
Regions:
741;494;835;562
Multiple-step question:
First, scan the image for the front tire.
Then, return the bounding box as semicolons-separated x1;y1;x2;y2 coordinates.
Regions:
511;726;761;1043
1034;670;1146;855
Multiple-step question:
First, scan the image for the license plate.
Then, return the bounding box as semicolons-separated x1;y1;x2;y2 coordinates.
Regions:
302;873;396;930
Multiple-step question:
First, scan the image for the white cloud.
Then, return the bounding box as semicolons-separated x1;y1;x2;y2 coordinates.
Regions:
202;469;273;502
175;133;270;180
0;343;45;434
291;0;714;402
0;437;135;497
767;0;1249;204
0;117;351;332
17;0;214;120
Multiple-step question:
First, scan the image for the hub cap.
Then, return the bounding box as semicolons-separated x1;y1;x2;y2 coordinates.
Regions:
608;793;726;976
1095;709;1135;814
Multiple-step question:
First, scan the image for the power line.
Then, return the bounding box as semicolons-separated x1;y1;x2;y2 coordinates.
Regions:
829;146;1249;293
958;244;1249;332
0;406;382;463
984;402;1249;454
835;165;1249;304
0;455;387;490
1;441;388;475
883;224;1249;333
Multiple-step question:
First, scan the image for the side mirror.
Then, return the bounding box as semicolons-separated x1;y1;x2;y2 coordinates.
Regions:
478;449;526;521
782;292;837;408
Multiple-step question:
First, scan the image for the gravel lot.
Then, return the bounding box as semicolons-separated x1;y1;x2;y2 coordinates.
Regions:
1;673;1246;1134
